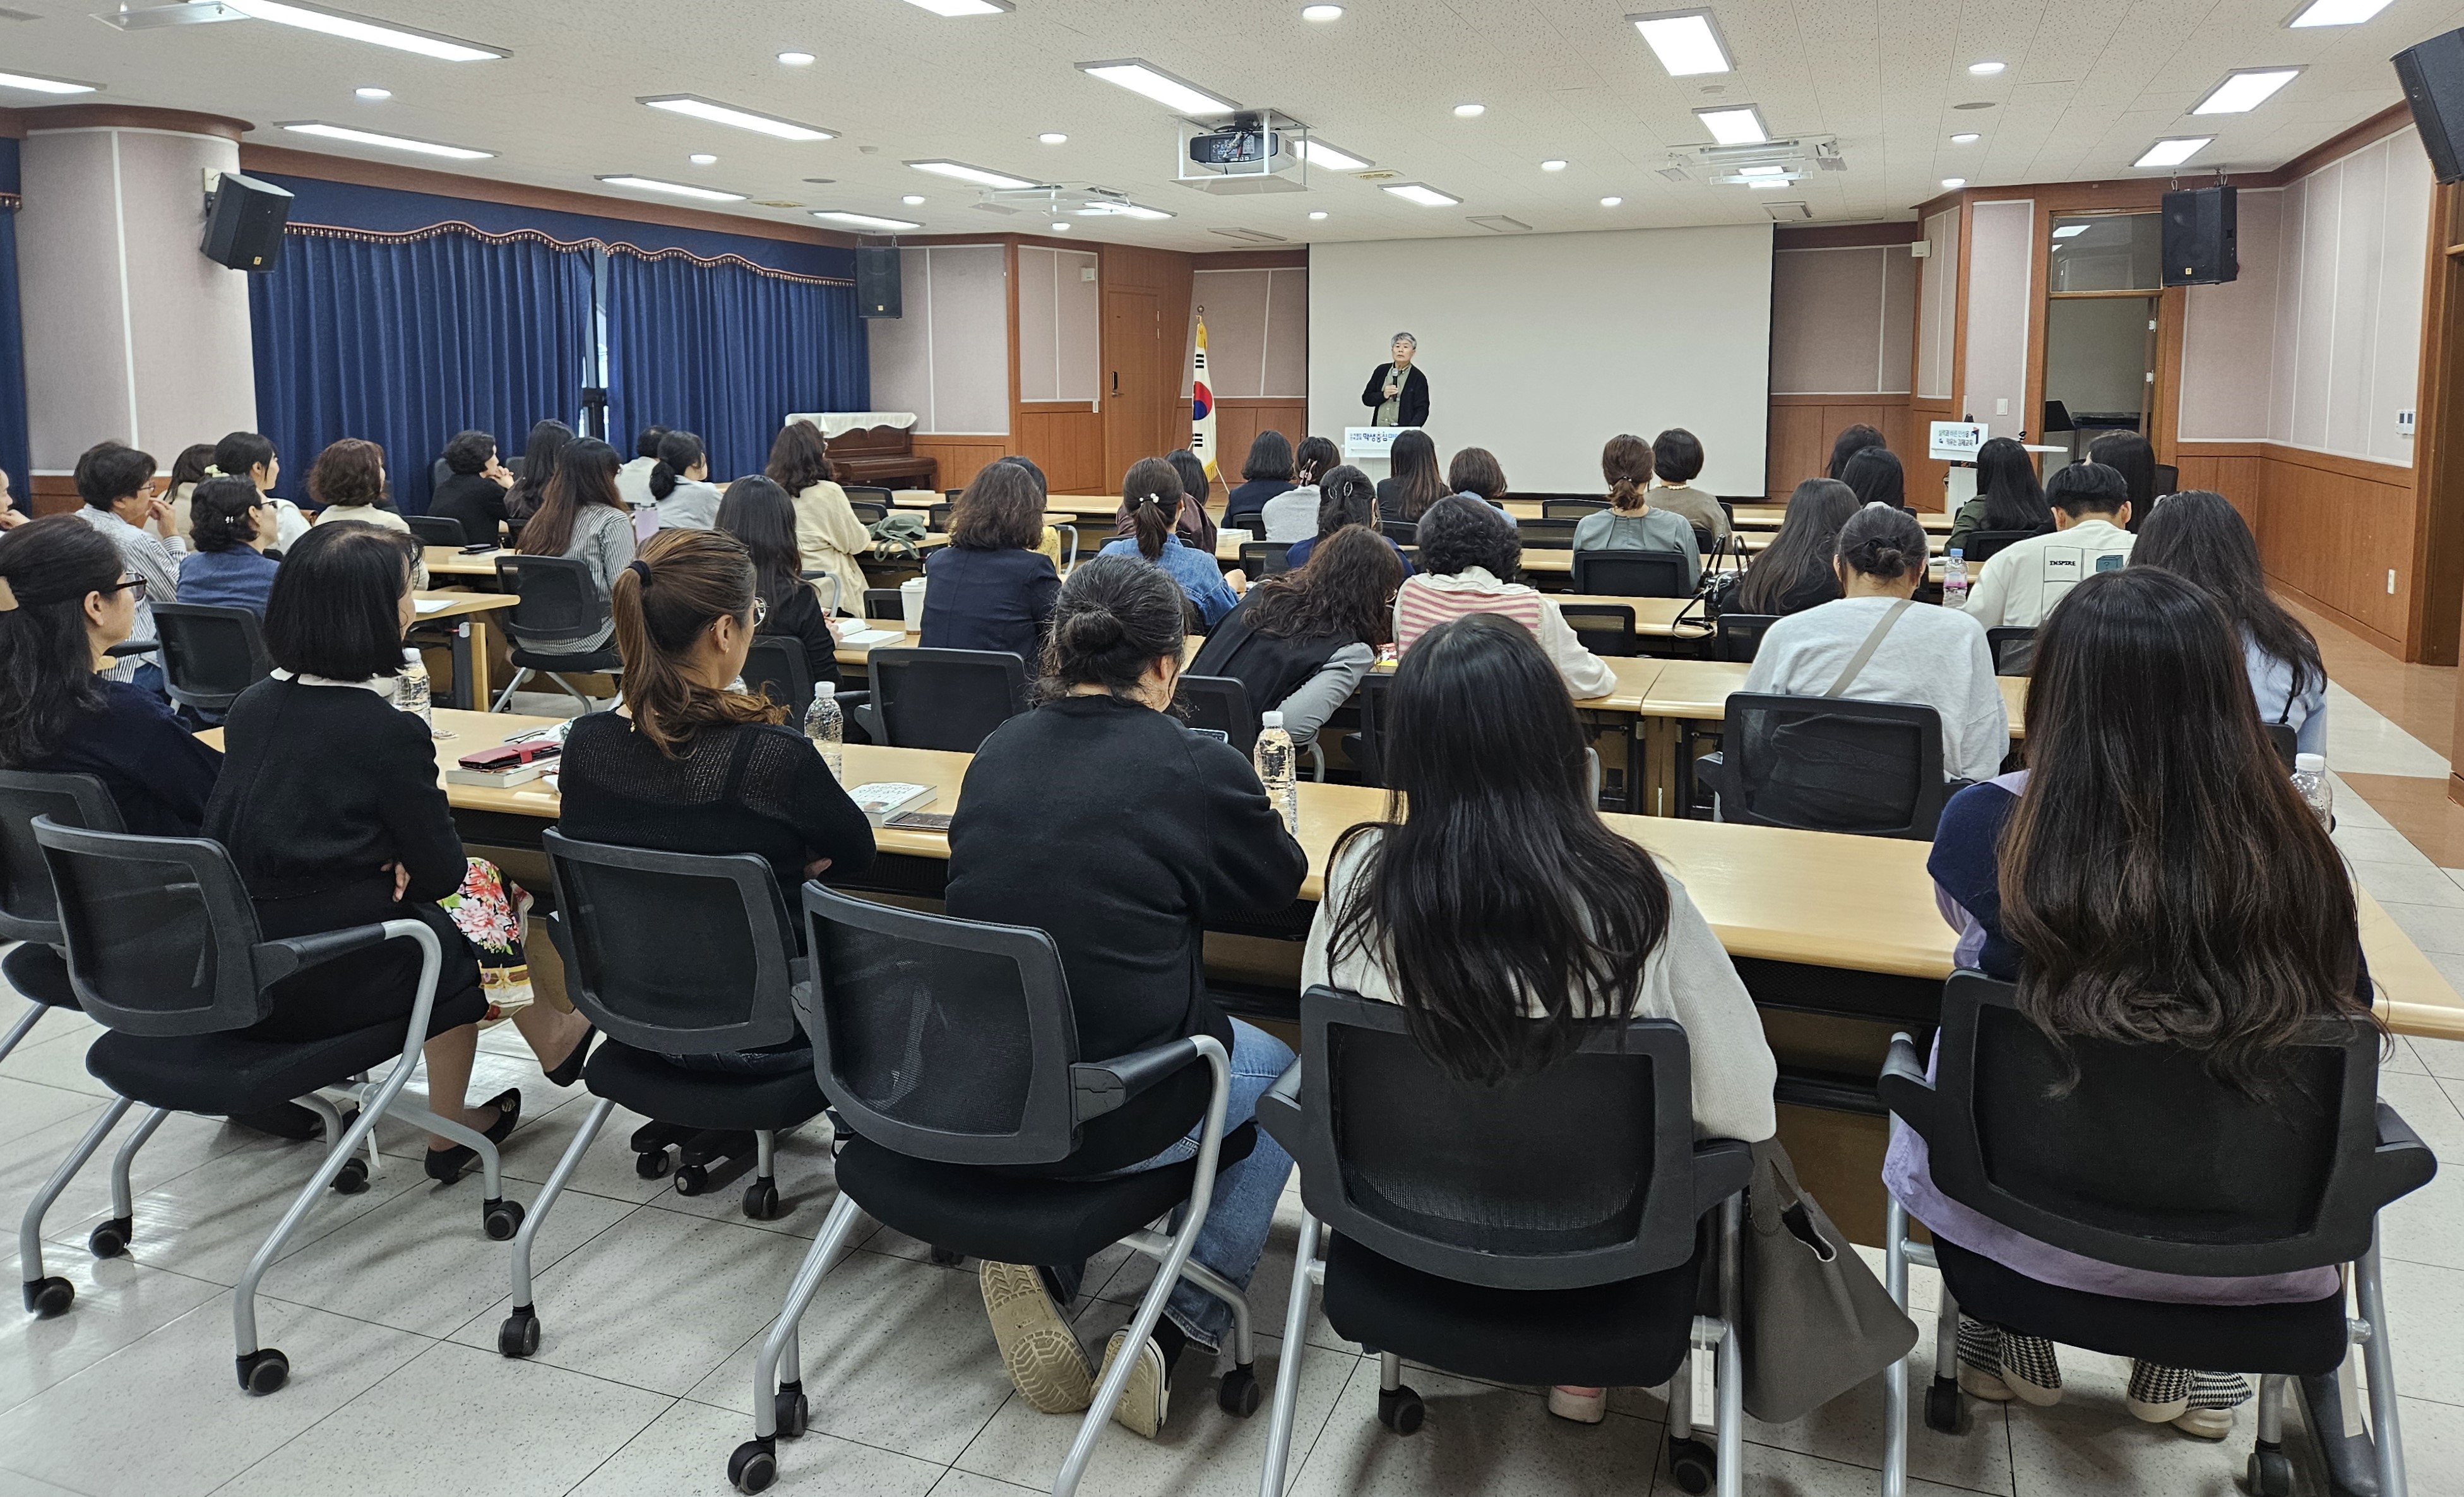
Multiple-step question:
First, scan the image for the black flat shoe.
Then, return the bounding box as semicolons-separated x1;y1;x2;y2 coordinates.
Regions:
229;1102;352;1142
544;1025;597;1088
424;1088;521;1183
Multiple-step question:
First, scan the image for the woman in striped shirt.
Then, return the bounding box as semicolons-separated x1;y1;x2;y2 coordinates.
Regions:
1392;494;1614;700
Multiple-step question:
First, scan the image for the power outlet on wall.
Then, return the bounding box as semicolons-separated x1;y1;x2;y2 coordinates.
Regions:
2398;409;2416;439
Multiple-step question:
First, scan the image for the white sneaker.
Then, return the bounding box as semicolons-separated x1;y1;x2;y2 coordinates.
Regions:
1098;1330;1170;1439
980;1261;1092;1414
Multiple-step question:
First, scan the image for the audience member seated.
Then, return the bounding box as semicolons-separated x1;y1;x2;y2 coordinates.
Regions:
1891;565;2362;1440
946;554;1306;1435
649;429;722;530
991;453;1071;571
2131;489;2326;756
1374;428;1448;525
1828;422;1887;480
429;429;514;547
616;424;669;510
1396;494;1614;699
515;436;636;657
1945;437;2052;559
159;442;215;542
1446;444;1511;511
2090;429;2159;532
1283;464;1413;575
0;515;220;834
1302;611;1778;1424
1261;434;1340;542
1223;429;1297;532
1960;461;2134;629
717;475;843;695
1842;444;1907;514
765;419;870;615
1574;433;1701;586
920;459;1061;662
1735;477;1859;617
211;430;310;547
1191;525;1401;748
1743;504;2008;784
69;441;176;692
311;440;427;588
1650;427;1729;549
204;522;595;1178
1163;448;1220;553
506;419;574;526
0;468;26;531
1100;456;1242;626
177;476;282;615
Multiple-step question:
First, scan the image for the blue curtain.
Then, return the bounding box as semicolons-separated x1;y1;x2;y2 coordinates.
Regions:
0;139;27;508
604;253;867;482
249;230;593;513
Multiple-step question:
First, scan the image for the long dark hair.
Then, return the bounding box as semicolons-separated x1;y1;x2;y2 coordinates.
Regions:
2088;430;2157;516
0;516;119;768
508;419;573;522
1329;614;1674;1083
166;443;215;498
1827;424;1886;479
1974;438;2049;534
2002;568;2367;1094
1314;464;1376;538
648;429;706;503
518;438;624;558
610;529;782;757
2131;489;2324;710
1121;456;1183;561
1737;477;1857;614
1038;553;1186;703
1245;525;1402;648
715;475;804;609
1841;446;1904;510
1241;429;1294;483
1166;448;1211;508
1385;429;1447;520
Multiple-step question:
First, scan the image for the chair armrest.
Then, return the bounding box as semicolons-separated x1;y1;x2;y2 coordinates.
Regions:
2372;1101;2440;1201
1691;1136;1755;1217
104;640;158;658
251;922;398;986
1071;1036;1203;1122
1876;1030;1935;1135
1255;1059;1302;1149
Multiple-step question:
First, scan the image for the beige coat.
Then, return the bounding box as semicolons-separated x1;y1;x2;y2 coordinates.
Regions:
792;480;873;614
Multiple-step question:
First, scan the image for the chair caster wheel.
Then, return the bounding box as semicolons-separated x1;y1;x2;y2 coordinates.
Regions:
742;1179;782;1220
1376;1383;1424;1434
928;1245;964;1267
675;1164;708;1197
1219;1364;1261;1417
482;1198;524;1241
333;1157;370;1195
236;1347;289;1395
23;1276;73;1318
499;1306;540;1358
1924;1375;1962;1433
773;1381;809;1439
2247;1445;2294;1497
728;1436;777;1493
636;1149;672;1179
1668;1434;1716;1495
88;1215;132;1259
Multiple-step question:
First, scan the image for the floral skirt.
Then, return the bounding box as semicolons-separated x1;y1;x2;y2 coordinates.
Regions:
438;857;533;1020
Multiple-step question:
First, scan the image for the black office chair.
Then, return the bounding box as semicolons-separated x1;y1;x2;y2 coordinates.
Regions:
496;833;828;1361
928;501;955;533
1710;612;1779;663
1542;498;1609;519
866;646;1028;753
1343;672;1393;787
1560;602;1638;657
741;636;816;719
1177;672;1259;754
2265;723;2300;773
727;885;1263;1494
1379;518;1418;546
2152;462;2179;499
1517;516;1578;549
944;488;965;501
491;555;622;711
846;500;889;527
407;513;467;548
0;773;119;1066
1573;548;1691;599
843;484;894;510
22;817;511;1387
1960;528;2039;565
1240;540;1294;578
1256;987;1753;1497
150;603;275;717
1881;973;2433;1497
1984;626;2037;676
1696;693;1952;839
862;587;906;621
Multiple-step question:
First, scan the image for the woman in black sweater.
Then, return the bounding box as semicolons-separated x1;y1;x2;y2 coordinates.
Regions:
946;554;1306;1438
429;429;513;546
205;523;593;1179
920;460;1061;662
716;475;841;694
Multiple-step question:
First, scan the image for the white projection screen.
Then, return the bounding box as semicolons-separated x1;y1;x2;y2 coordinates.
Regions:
1308;225;1774;496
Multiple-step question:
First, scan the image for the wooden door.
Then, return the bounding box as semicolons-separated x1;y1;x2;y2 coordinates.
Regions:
1104;287;1163;480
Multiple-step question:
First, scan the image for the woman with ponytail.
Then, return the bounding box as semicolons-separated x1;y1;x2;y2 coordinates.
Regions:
946;554;1304;1435
647;429;722;530
1573;432;1702;585
1098;456;1242;624
1282;463;1412;574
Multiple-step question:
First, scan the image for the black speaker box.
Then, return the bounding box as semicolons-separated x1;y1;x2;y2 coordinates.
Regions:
199;172;294;273
2161;186;2236;287
2396;27;2464;184
855;246;902;319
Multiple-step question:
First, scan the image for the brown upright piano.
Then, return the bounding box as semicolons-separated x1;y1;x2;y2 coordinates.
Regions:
820;424;937;489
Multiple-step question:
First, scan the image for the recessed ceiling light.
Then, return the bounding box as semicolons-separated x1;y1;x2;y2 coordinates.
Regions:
2051;224;2090;238
814;210;921;229
1383;182;1461;206
1629;11;1731;76
225;1;504;62
1050;220;1072;231
2193;67;2302;114
1295;138;1372;170
777;51;815;66
2133;136;2212;169
1452;102;1485;117
2287;0;2395;25
639;95;833;141
1737;165;1785;176
354;86;390;100
1038;132;1068;144
1302;3;1343;18
1600;195;1624;206
1967;61;2004;75
1950;132;1980;143
902;194;927;205
689;153;718;165
0;69;97;95
1694;105;1767;145
1540;158;1568;171
1076;59;1239;116
599;175;748;202
907;158;1040;189
278;121;493;159
897;0;1014;15
1308;210;1328;219
1941;177;1967;189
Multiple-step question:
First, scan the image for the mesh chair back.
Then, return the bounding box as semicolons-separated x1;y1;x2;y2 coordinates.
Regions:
494;555;611;648
1380;519;1418;546
804;884;1084;1165
1285;987;1747;1290
1718;693;1949;839
0;772;122;943
929;503;955;532
2152;463;2179;499
407;514;467;547
1711;612;1778;663
1350;672;1393;787
742;636;816;717
1984;626;2036;676
867;647;1030;753
2265;724;2299;773
542;831;799;1056
152;603;275;713
844;484;894;508
1559;604;1638;658
1963;529;2038;564
863;588;906;620
1241;541;1294;577
1573;549;1689;599
847;501;890;527
1543;499;1609;520
30;819;273;1036
1518;516;1578;549
1899;973;2432;1276
1177;674;1259;754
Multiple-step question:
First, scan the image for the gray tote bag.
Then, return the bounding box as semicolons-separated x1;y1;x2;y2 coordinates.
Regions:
1737;1139;1919;1423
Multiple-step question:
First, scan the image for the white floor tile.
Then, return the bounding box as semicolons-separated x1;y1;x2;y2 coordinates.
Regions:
1737;1315;2015;1493
1285;1357;1660;1497
2379;1073;2464;1273
2418;1035;2464;1081
2377;1256;2464;1402
0;1032;112;1100
2346;860;2464;910
0;1468;93;1497
570;1396;946;1497
2001;1366;2261;1497
0;1254;222;1415
2335;825;2443;871
2322;685;2451;780
1711;1438;1995;1495
925;1471;1042;1497
0;1078;102;1151
2390;1394;2464;1494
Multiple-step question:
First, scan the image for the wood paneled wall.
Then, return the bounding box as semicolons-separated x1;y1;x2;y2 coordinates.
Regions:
1015;404;1105;493
912;436;1010;494
1213;398;1311;478
2176;440;2420;653
1764;395;1916;503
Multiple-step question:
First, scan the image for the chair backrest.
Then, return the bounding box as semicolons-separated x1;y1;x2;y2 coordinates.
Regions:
2265;722;2299;773
1051;522;1081;571
150;603;275;713
1716;692;1950;839
1517;516;1578;549
1558;603;1637;658
929;502;954;532
1379;518;1418;546
847;500;890;527
1394;544;1420;572
1963;529;2037;564
1572;548;1690;599
741;635;816;718
1349;671;1393;787
843;484;894;508
1542;498;1609;520
1177;674;1259;754
407;513;467;548
541;830;800;1057
2152;462;2179;500
1890;972;2433;1277
867;646;1030;752
804;883;1086;1166
0;771;122;943
494;554;610;645
863;587;907;620
1710;612;1780;663
1277;987;1751;1290
1240;540;1293;577
30;818;276;1036
1984;626;2037;677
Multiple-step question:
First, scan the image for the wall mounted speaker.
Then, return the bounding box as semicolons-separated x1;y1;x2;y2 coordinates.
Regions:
2161;186;2236;287
855;246;902;319
199;172;294;273
2395;27;2464;184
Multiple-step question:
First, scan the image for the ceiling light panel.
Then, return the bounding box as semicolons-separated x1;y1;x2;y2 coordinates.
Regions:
598;174;747;201
2134;136;2212;168
0;69;97;93
2051;224;2089;237
1628;10;1730;76
2193;67;2301;114
1295;138;1372;171
898;0;1013;15
639;95;833;141
1075;59;1239;115
2287;0;2395;25
1694;105;1767;145
278;120;492;158
907;158;1040;189
1383;182;1461;206
814;211;920;229
225;0;503;61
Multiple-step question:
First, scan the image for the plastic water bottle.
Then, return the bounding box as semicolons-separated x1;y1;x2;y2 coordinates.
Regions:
1942;549;1968;609
2292;752;2332;828
396;648;434;731
803;691;843;782
1254;710;1298;833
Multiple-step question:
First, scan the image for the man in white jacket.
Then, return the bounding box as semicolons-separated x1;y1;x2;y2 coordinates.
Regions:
1960;461;2134;629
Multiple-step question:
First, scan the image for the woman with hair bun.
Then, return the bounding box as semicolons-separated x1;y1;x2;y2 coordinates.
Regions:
1742;503;2008;784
